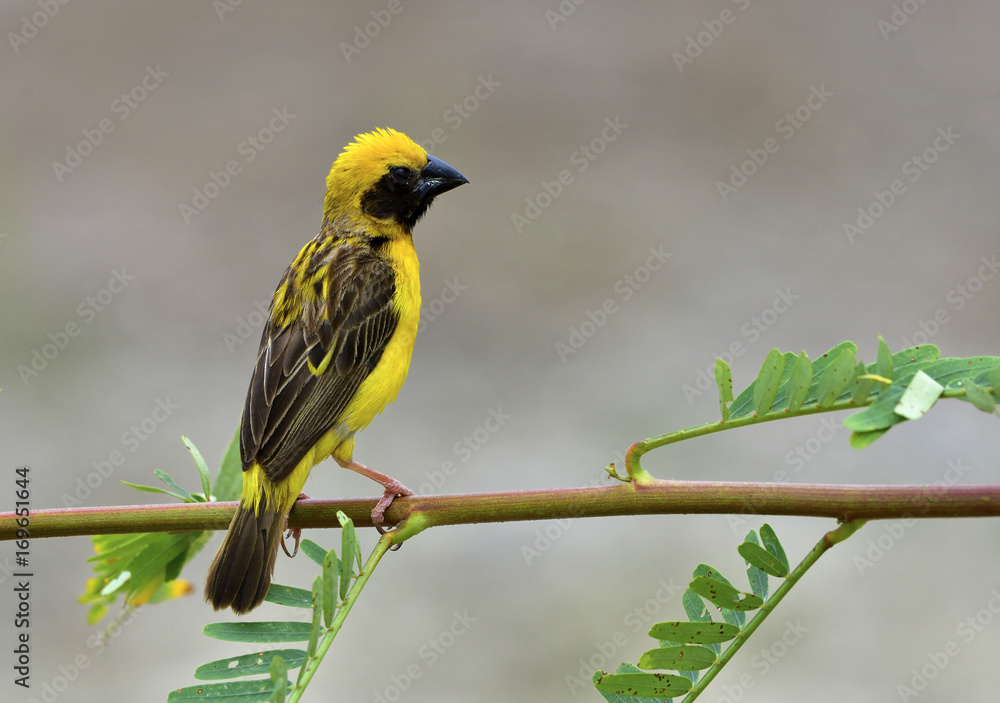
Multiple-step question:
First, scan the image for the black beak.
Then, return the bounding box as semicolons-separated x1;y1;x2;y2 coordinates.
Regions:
417;154;468;202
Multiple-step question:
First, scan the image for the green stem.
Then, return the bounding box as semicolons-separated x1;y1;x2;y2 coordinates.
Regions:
289;532;393;702
682;520;867;701
625;387;977;480
628;398;856;478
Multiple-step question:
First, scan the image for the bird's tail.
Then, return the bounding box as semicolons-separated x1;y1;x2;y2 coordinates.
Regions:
204;489;283;615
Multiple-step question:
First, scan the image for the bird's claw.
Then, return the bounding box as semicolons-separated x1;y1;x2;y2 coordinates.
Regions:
280;492;310;557
371;480;413;536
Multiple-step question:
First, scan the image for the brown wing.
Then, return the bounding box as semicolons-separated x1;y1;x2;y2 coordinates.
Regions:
239;243;398;483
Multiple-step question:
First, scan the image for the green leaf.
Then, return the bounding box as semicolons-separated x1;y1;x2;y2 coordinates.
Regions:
844;387;908;432
203;622;314;643
990;366;1000;395
964;383;997;413
925;356;1000;388
729;341;858;418
753;348;786;415
83;529;211;624
594;671;693;698
801;341;859;409
168;679;287;702
195;650;307;681
339;512;359;600
164;544;190;581
682;589;710;623
306;577;323;659
125;534;194;596
638;644;717;671
691;563;725;581
594;662;686;703
785;352;813;412
894;370;944;420
648;621;739;644
759;524;789;573
842;349;991;431
264;584;313;609
689;576;763;612
743;530;769;600
716;357;733;422
155;469;198;504
183;436;213;501
857;343;940;405
86;532;152;562
323;548;339;627
816;348;856;408
738;542;788;578
678;587;719;656
851;361;875;405
213;428;244;502
119;480;191;503
300;539;330;568
269;655;288;703
876;335;894;382
850;428;890;448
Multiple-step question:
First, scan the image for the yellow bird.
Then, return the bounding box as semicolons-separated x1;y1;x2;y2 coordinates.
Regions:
205;128;467;614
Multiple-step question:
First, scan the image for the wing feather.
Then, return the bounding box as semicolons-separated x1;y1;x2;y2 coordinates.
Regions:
239;242;398;483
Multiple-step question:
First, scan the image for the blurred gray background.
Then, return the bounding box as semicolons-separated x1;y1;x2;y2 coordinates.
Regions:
2;1;999;701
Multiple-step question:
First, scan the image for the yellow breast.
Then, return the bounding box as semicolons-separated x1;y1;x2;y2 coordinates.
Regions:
341;234;421;432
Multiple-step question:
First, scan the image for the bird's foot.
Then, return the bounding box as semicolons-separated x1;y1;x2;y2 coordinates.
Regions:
280;492;310;557
335;459;413;534
371;479;414;535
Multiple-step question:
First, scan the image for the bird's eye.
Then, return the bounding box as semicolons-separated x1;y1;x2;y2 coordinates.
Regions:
390;166;412;184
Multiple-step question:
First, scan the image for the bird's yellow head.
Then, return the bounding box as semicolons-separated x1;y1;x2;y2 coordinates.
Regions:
324;128;468;231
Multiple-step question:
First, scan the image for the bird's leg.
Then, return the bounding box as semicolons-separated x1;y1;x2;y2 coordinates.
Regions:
280;492;310;557
336;459;413;533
